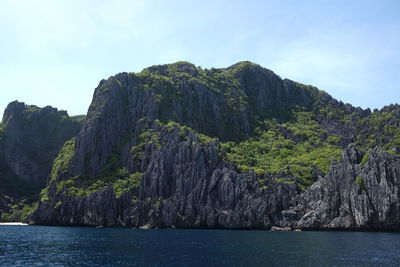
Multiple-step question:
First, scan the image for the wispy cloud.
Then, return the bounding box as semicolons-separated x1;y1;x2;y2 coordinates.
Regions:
0;0;399;118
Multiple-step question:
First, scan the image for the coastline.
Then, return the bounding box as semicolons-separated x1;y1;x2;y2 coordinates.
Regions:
24;223;400;233
0;222;28;226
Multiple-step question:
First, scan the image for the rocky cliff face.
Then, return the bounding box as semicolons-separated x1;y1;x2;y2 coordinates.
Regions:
30;139;400;230
295;145;400;230
0;101;83;205
31;120;300;228
71;62;317;179
28;61;400;230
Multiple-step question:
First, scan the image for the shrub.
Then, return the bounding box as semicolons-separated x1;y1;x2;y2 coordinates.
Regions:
50;138;76;180
355;175;366;193
221;112;342;189
360;153;369;166
112;172;143;197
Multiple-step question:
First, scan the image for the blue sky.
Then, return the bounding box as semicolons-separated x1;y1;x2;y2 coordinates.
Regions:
0;0;399;119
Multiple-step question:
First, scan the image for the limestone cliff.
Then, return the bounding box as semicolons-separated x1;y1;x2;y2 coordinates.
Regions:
27;62;400;230
0;101;83;219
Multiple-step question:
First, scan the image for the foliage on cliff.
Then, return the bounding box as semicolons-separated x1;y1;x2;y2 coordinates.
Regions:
3;62;400;225
0;102;83;222
222;111;342;188
39;62;400;199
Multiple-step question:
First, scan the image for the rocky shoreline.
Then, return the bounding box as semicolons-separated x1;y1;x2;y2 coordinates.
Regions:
28;145;400;231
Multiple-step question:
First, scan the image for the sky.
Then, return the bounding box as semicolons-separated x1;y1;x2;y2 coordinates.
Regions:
0;0;399;119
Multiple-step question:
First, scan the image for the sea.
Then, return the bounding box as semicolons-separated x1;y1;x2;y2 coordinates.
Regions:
1;226;400;266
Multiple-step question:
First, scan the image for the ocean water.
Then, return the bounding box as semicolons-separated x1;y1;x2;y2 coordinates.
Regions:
1;226;400;266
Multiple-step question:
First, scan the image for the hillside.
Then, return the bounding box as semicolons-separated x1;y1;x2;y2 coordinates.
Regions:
0;101;83;221
5;61;400;230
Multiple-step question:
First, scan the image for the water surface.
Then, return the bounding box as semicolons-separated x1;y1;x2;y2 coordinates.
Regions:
1;226;399;266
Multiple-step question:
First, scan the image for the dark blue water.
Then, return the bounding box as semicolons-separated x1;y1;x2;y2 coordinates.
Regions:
1;226;400;266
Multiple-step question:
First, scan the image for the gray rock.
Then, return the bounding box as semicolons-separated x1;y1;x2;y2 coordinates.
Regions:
27;63;400;231
296;146;400;230
0;101;82;200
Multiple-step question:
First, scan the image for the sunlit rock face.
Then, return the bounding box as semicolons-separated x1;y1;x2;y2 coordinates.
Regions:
26;62;400;230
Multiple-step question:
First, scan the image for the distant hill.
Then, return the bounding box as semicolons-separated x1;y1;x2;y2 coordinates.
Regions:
0;101;83;221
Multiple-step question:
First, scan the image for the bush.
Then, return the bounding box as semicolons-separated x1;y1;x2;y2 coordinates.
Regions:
112;172;143;197
0;202;38;222
222;111;342;189
50;138;76;180
355;175;366;193
360;153;369;166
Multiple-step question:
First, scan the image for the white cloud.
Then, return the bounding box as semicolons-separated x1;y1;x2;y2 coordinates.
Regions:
0;0;399;118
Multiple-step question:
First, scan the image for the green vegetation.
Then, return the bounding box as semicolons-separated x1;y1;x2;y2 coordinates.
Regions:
164;120;191;140
355;175;366;194
111;172;143;197
0;104;84;219
133;61;389;144
130;62;254;140
355;108;400;152
50;138;76;180
0;201;38;222
197;67;248;112
130;120;217;162
274;177;295;185
0;123;5;142
25;105;40;114
52;169;143;199
197;133;218;145
131;128;162;160
360;153;369;166
222;111;342;188
316;103;400;154
55;201;62;208
49;143;144;198
21;62;400;212
153;198;161;208
47;118;217;200
71;115;85;124
38;116;151;200
40;187;50;203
